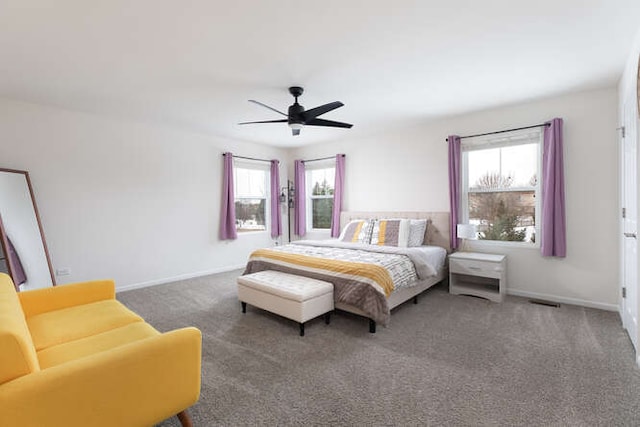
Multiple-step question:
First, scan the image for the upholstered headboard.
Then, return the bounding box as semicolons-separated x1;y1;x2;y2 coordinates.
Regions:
339;211;451;252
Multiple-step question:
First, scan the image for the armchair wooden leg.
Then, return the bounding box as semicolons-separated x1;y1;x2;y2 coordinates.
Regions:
177;410;193;427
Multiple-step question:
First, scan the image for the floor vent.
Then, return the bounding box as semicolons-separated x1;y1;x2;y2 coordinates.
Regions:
529;299;560;308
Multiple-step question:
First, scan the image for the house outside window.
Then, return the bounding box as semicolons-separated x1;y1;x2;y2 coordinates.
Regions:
234;160;269;233
461;129;542;244
306;162;335;230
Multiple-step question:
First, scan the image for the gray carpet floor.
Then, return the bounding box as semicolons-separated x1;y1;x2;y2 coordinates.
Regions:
117;270;640;426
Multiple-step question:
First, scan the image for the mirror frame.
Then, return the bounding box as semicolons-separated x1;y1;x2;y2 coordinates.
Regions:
0;168;56;287
637;54;640;119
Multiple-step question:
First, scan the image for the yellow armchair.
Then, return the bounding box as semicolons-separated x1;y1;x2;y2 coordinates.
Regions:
0;273;202;427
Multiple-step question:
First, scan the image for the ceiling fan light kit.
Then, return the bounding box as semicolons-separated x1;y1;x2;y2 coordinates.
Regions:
239;86;353;136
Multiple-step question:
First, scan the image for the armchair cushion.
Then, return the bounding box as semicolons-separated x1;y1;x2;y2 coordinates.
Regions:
27;299;144;351
37;322;159;369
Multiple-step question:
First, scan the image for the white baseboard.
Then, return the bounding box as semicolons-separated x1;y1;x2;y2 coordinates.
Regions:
116;269;620;312
116;264;246;293
507;288;618;312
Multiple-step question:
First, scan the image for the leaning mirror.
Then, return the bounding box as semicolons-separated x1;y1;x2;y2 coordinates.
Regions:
0;168;55;290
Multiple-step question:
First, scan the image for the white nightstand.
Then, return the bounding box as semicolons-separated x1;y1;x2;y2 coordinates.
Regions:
449;252;507;302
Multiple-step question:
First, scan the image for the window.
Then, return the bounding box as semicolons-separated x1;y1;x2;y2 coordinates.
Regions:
306;163;335;230
234;160;269;233
461;130;542;244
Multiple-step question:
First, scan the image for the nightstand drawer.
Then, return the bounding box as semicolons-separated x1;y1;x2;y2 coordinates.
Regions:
449;258;504;279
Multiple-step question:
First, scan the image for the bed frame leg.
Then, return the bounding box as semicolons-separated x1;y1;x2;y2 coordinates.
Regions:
241;301;247;313
325;312;331;324
369;319;376;333
299;322;305;336
413;295;418;304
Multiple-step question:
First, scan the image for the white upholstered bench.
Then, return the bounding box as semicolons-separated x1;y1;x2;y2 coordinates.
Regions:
237;270;334;336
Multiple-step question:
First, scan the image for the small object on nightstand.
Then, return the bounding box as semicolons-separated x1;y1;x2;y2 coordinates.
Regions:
456;223;477;251
449;252;506;302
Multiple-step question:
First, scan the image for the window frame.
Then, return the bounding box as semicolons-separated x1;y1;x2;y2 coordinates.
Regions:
233;159;270;235
460;129;543;247
305;160;336;232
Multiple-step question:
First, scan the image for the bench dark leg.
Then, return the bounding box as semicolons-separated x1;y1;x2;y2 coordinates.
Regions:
325;312;331;324
369;319;376;333
241;301;246;313
413;295;418;304
299;322;305;336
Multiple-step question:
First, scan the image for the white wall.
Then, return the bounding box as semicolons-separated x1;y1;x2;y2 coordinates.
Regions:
0;98;288;290
291;87;619;309
0;87;621;307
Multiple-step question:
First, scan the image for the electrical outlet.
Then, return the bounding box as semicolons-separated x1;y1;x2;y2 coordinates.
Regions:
56;268;70;276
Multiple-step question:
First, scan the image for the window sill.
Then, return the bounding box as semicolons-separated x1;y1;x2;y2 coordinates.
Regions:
237;230;268;236
467;240;539;250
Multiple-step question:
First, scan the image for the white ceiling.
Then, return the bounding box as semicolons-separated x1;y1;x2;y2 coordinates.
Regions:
1;1;639;147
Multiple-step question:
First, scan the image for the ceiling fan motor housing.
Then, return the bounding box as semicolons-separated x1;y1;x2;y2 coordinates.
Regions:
288;103;305;125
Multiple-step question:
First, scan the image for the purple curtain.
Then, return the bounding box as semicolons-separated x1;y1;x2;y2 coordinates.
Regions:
448;135;461;250
270;160;282;238
330;154;346;237
219;152;237;240
541;118;566;257
294;160;306;236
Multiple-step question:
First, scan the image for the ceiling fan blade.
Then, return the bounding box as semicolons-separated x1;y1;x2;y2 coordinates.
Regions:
305;118;353;128
249;100;287;116
238;119;288;125
301;101;344;121
292;128;301;136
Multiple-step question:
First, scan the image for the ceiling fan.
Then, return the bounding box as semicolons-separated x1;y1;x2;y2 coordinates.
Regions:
239;86;353;136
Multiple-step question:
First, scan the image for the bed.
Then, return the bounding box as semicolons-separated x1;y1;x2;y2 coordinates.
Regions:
243;211;451;332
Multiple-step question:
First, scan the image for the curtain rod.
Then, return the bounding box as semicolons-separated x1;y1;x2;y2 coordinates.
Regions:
222;153;276;163
302;154;345;163
445;123;550;142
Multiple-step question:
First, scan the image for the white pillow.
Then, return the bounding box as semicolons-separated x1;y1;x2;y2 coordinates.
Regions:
407;219;427;247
